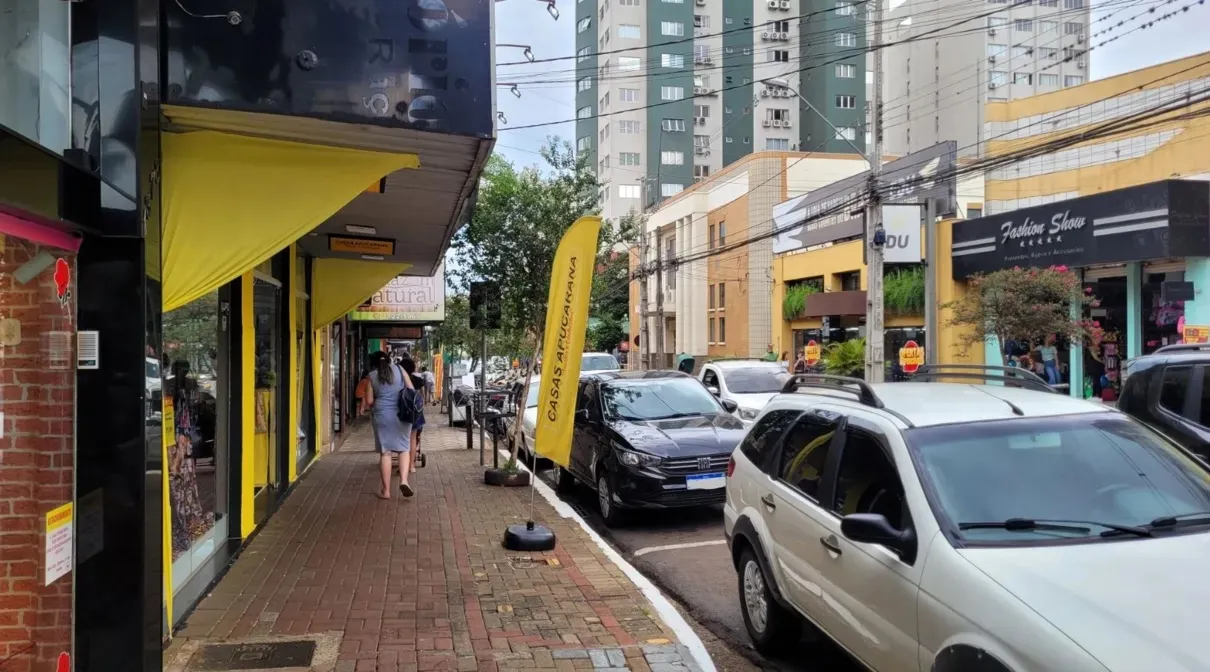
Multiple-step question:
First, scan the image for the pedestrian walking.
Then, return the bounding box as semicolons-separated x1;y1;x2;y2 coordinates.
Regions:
793;352;808;374
421;365;436;405
401;358;427;474
362;350;415;499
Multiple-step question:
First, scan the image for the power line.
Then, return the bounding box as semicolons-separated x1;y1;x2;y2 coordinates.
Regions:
500;0;1045;131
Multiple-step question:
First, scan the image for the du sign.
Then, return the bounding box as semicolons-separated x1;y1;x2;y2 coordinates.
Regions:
882;204;923;263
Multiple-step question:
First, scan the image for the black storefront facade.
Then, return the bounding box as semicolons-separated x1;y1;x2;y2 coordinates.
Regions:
949;179;1210;399
1;0;493;669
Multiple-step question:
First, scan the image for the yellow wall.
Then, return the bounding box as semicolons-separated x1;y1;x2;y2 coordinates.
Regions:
708;196;751;357
773;236;926;355
934;220;984;366
985;52;1210;203
240;272;255;538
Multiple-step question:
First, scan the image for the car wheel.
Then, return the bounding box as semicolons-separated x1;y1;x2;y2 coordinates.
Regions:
554;467;576;494
738;547;797;654
597;473;624;527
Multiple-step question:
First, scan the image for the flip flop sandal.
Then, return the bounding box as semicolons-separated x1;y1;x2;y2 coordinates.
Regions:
399;483;415;498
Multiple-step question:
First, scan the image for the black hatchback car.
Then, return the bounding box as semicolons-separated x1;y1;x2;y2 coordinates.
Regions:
1118;343;1210;461
553;370;747;526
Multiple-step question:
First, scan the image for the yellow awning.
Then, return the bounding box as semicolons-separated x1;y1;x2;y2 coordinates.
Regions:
160;130;419;311
311;258;410;329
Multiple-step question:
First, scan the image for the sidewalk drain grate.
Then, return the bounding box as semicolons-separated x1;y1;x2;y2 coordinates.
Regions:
508;556;562;569
190;641;316;670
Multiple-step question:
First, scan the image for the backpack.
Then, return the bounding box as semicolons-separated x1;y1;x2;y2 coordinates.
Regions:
397;382;424;425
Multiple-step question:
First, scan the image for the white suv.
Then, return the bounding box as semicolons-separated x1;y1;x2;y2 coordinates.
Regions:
724;368;1210;672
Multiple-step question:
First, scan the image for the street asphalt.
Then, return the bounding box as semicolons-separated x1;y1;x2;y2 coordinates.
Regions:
535;465;864;672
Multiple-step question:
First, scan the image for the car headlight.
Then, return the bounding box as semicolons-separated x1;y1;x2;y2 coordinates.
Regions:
614;443;662;467
739;407;759;421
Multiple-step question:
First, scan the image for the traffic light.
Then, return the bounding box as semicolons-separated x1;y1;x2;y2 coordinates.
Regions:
469;281;501;330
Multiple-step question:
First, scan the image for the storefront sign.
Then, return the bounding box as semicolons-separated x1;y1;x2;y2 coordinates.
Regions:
951;180;1210;278
804;340;821;366
882;204;923;263
1183;325;1209;344
899;341;924;374
773;142;957;254
45;502;73;585
328;235;396;256
349;262;446;322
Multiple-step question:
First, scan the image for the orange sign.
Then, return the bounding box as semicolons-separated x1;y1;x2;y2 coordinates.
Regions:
1184;325;1210;344
899;340;925;374
804;340;821;366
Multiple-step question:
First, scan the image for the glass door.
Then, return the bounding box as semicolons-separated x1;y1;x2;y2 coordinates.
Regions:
252;275;282;524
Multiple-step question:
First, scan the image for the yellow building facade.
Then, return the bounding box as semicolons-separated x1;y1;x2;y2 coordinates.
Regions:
947;51;1210;397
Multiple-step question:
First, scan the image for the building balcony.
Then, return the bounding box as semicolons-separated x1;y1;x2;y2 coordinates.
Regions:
162;0;495;274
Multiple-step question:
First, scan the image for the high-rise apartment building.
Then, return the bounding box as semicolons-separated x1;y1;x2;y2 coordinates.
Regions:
883;0;1092;158
576;0;871;222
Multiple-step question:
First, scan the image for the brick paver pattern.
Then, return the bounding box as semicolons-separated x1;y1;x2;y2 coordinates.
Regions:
168;417;703;672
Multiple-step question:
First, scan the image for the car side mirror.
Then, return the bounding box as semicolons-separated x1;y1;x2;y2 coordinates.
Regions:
840;513;917;563
575;408;589;421
720;398;739;413
706;385;720;396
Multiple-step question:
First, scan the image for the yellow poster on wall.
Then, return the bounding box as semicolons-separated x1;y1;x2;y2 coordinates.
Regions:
534;216;602;467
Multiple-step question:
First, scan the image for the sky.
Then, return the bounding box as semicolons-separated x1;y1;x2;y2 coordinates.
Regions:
489;0;1207;167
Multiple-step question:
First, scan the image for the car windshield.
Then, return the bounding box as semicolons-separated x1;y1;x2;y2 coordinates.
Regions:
582;355;620;372
905;414;1210;543
526;385;540;408
722;367;791;393
601;378;720;421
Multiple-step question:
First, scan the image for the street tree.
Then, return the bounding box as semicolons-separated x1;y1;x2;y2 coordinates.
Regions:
587;247;631;352
942;265;1104;365
449;137;608;462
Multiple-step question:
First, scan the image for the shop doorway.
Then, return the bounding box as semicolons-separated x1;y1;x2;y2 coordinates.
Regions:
252;273;285;524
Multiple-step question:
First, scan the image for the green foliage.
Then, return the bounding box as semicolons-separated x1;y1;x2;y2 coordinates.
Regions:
430;294;474;358
450;138;610;340
823;338;866;378
588;248;631;352
884;266;925;316
782;280;821;320
942;265;1103;363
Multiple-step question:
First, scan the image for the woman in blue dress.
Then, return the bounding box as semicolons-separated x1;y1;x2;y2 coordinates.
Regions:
363;351;415;499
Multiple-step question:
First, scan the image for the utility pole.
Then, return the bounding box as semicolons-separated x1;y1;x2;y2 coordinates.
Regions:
923;198;938;366
864;0;886;383
655;229;665;370
636;193;651;370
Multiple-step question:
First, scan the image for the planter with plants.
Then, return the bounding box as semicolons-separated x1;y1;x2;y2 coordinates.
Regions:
782;281;821;321
884;266;926;316
483;455;531;487
823;338;866;378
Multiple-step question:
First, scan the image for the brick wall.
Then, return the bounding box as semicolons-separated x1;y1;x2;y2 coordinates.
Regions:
0;238;76;672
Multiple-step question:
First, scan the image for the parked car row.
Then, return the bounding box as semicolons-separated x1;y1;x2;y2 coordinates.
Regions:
511;356;1210;672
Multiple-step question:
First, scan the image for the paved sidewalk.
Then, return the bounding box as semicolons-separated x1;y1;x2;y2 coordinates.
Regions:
165;416;705;672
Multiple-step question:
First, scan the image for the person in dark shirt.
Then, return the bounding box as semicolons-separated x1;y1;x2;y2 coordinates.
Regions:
400;357;426;473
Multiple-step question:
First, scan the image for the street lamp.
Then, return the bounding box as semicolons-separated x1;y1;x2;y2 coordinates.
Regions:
497;44;536;62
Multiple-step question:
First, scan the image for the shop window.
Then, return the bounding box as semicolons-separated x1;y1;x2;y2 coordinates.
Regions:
253;275;283;522
1159;366;1191;416
296;253;314;471
163;291;226;592
0;233;77;671
839;271;861;291
1;0;70;154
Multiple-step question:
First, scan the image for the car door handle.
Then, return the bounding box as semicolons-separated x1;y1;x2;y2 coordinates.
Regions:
819;535;843;555
760;494;776;509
